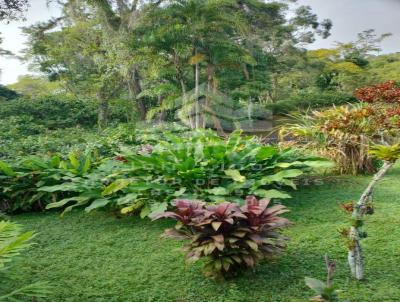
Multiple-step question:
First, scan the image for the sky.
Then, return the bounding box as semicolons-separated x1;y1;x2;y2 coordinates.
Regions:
1;0;400;85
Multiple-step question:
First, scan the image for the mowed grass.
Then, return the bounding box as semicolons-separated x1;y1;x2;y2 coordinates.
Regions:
6;165;400;302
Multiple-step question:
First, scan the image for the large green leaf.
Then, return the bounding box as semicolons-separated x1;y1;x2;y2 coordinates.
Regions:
276;169;304;178
224;169;245;182
81;155;92;174
68;153;80;170
302;160;334;168
102;179;132;196
150;202;168;215
258;169;304;185
85;199;111;212
256;146;278;160
206;187;228;196
46;196;90;210
39;183;80;192
0;161;16;177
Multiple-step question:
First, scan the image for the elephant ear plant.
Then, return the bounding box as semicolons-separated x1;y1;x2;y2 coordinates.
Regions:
152;196;291;278
344;144;400;280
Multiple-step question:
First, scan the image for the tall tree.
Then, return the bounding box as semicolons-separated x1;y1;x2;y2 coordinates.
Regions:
23;5;123;128
84;0;165;120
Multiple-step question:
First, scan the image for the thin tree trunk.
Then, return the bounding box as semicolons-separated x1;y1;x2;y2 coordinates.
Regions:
97;91;109;130
158;94;166;122
174;52;193;128
204;63;215;128
127;67;147;120
348;161;394;280
194;48;200;129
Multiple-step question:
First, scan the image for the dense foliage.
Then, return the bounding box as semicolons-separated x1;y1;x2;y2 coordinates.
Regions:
0;84;19;100
44;130;329;217
0;129;330;216
267;90;356;114
280;81;400;175
21;0;333;127
153;196;290;278
0;96;137;158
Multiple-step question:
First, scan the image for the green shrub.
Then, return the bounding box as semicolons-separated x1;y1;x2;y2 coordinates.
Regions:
0;151;102;213
152;196;291;278
0;96;98;129
0;85;19;101
0;127;98;159
44;130;331;217
267;90;356;114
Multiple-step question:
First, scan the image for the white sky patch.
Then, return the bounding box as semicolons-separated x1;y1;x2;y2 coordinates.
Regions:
300;0;400;53
0;0;60;85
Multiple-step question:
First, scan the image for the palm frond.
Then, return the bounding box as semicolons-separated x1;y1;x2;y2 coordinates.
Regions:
0;281;52;302
0;221;35;271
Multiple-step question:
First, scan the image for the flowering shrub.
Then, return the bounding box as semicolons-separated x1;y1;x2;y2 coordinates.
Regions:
152;196;291;278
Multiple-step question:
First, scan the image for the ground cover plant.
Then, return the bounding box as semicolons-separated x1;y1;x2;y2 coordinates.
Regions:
0;129;330;217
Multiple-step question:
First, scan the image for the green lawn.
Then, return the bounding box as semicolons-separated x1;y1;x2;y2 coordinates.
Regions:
6;166;400;302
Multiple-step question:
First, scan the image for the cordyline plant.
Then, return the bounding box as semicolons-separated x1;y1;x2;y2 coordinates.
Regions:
152;196;291;278
343;144;400;280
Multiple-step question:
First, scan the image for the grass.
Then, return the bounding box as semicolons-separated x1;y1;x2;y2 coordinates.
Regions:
5;165;400;302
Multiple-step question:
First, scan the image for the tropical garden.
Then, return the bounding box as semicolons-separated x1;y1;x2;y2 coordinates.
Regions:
1;0;400;301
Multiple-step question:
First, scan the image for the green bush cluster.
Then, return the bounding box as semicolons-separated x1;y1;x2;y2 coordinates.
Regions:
0;130;331;216
267;90;357;114
0;96;98;129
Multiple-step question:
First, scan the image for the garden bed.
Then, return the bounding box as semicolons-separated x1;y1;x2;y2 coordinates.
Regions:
6;165;400;302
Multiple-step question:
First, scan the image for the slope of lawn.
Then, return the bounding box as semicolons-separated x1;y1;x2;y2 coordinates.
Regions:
6;165;400;302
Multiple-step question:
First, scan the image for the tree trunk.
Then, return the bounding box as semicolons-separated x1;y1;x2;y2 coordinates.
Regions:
174;52;193;127
158;94;166;122
127;66;147;120
204;63;215;128
195;58;200;129
97;91;109;130
348;161;394;280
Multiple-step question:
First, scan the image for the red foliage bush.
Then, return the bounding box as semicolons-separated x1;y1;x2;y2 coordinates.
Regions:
152;196;291;278
354;80;400;104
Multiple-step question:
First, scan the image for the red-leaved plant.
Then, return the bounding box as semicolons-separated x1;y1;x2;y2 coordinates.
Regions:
354;80;400;104
152;196;291;278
